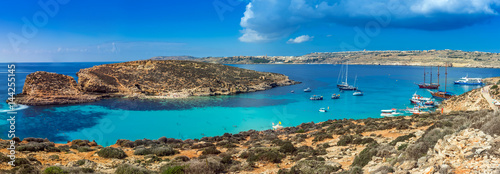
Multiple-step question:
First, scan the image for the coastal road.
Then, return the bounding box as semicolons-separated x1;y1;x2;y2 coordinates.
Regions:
481;85;499;112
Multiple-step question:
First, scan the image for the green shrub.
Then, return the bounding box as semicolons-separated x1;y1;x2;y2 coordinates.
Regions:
48;155;59;160
43;166;67;174
280;160;341;174
491;85;498;89
77;146;93;152
202;146;221;155
153;147;179;156
162;165;185;174
14;158;30;166
389;133;416;146
76;159;88;166
15;164;39;174
312;132;333;142
296;129;305;133
97;147;127;159
351;143;378;167
279;142;296;154
115;164;151;174
248;150;284;163
398;144;408;151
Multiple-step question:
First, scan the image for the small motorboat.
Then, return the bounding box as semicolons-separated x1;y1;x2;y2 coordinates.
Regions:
272;122;283;130
406;106;429;115
291;90;294;93
380;109;402;117
304;87;312;92
319;108;327;112
310;95;323;100
331;94;340;99
353;90;363;96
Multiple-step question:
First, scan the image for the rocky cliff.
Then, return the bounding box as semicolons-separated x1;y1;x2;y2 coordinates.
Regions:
13;71;102;106
439;88;491;113
14;60;299;105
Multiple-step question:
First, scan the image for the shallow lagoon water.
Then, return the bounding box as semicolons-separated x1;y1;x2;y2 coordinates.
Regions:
0;63;498;146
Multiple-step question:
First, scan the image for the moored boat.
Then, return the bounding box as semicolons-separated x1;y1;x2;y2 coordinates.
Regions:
319;108;327;112
331;94;340;99
454;75;483;85
304;87;312;92
380;109;403;117
310;95;323;100
353;90;363;96
417;66;440;89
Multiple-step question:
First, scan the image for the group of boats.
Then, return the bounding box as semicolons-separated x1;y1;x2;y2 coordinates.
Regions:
381;64;484;117
295;62;485;116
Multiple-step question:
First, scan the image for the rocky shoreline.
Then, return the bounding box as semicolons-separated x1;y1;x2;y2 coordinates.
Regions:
1;110;498;174
12;60;300;106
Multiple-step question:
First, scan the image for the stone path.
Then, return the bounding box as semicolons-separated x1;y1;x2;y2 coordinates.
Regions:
481;85;499;112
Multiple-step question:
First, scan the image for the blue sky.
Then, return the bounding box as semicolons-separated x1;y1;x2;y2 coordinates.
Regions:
1;0;500;62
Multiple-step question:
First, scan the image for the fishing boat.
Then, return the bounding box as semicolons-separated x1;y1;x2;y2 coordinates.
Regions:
310;95;323;100
331;94;340;99
319;108;327;112
429;63;455;100
417;66;440;89
304;87;312;92
380;109;403;117
454;75;483;85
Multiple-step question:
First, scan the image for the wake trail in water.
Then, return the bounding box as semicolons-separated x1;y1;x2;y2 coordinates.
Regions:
0;104;29;112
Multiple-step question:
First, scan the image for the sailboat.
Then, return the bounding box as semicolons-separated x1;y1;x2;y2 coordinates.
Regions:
337;62;357;90
417;66;440;89
429;63;455;100
352;75;363;96
337;63;348;88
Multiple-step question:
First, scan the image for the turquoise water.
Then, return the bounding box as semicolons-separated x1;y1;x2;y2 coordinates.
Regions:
0;63;498;146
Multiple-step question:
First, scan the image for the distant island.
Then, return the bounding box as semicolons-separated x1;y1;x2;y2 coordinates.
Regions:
152;50;500;68
12;60;299;106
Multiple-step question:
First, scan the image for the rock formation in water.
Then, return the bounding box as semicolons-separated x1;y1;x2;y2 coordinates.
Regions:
13;71;102;105
13;60;300;105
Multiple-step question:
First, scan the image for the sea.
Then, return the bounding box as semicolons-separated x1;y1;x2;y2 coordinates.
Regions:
0;62;498;146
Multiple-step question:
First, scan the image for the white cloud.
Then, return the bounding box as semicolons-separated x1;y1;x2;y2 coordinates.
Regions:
287;35;313;44
239;0;500;42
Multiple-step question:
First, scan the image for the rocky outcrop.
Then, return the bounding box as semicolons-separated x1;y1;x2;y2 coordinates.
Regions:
13;60;299;105
439;88;491;113
13;71;102;105
408;128;500;174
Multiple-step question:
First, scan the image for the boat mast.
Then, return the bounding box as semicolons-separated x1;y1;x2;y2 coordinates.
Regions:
437;66;440;89
423;67;426;84
430;66;432;84
337;63;343;84
445;63;448;94
345;62;348;85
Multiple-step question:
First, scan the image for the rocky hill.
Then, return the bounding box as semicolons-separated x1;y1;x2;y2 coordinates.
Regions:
196;50;500;68
439;88;491;114
149;56;197;61
13;60;299;105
